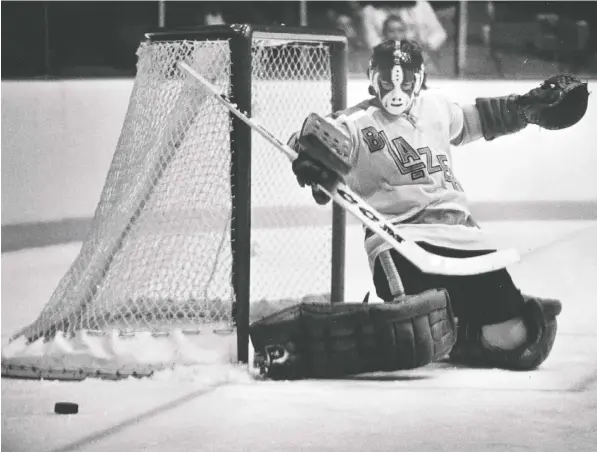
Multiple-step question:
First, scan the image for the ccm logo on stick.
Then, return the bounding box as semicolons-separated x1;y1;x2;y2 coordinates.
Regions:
336;187;405;244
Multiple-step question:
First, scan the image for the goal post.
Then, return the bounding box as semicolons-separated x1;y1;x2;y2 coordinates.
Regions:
1;24;348;380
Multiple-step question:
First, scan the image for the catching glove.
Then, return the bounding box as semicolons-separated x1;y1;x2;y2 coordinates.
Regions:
519;74;589;130
476;74;589;141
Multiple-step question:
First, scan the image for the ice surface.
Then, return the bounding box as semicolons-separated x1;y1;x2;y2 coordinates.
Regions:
3;220;597;452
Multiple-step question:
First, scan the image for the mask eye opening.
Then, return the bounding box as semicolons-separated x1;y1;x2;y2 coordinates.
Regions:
401;81;414;91
380;80;393;90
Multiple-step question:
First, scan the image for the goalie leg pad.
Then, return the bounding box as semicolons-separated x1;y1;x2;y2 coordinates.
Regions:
250;289;457;380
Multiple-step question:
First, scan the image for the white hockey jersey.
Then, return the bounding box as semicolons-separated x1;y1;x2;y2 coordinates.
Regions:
330;90;494;270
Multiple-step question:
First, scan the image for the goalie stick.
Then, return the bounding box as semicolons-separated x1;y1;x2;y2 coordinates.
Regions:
179;61;520;276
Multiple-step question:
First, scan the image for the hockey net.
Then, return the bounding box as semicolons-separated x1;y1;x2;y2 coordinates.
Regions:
2;32;343;380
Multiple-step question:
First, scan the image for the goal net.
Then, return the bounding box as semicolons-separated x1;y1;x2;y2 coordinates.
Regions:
1;26;347;380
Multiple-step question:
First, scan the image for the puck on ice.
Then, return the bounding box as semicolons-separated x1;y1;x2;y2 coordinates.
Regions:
54;402;78;415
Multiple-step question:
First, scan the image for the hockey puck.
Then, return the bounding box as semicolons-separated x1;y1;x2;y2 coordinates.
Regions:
54;402;78;415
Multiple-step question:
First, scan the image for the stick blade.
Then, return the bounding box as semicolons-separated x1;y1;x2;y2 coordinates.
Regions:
414;248;521;276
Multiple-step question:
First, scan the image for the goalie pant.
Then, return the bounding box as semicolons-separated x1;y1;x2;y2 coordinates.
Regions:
249;289;455;380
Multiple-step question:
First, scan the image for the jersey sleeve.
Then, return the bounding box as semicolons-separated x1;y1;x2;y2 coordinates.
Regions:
427;91;484;146
446;99;485;146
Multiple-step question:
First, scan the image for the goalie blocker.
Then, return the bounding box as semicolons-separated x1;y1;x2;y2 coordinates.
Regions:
290;113;354;205
249;289;456;379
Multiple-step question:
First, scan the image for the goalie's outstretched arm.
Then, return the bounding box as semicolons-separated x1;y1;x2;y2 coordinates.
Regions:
474;74;589;141
447;74;589;146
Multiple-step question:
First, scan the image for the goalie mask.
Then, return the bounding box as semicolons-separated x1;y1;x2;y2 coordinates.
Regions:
368;40;425;116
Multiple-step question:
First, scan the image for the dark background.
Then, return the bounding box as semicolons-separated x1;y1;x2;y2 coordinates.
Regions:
3;1;597;78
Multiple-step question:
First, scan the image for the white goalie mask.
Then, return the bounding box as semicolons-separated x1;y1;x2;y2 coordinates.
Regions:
368;41;425;116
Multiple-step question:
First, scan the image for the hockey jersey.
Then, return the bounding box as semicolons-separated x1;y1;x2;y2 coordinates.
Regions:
330;90;495;270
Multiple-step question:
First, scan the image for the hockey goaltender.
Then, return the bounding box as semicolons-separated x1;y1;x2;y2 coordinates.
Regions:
250;39;589;380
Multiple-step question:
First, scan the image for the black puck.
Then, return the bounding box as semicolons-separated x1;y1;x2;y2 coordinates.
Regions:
54;402;78;415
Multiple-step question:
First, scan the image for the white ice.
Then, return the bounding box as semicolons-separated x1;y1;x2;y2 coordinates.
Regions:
2;220;597;452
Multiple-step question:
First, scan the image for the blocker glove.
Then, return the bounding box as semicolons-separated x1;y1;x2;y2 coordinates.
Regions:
288;132;340;205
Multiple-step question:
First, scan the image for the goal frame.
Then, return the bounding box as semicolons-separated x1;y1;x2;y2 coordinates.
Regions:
146;24;348;364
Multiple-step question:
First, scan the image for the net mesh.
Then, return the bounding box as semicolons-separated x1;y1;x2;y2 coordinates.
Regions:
11;36;338;346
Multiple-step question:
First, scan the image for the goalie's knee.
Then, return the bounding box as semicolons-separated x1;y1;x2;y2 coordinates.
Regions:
249;289;456;380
